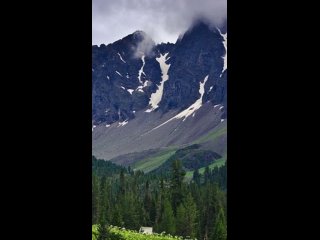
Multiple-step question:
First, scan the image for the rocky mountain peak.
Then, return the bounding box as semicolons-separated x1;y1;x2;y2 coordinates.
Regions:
92;20;227;125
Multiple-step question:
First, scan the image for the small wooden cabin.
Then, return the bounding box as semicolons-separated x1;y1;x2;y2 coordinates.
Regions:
139;227;153;234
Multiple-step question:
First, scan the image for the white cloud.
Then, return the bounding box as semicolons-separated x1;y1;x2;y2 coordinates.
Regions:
93;0;227;45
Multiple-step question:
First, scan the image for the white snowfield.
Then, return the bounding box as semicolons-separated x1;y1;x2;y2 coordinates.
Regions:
145;75;209;133
217;28;227;76
146;53;171;112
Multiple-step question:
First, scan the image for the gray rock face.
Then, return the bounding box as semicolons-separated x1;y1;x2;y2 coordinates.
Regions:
92;31;163;124
160;21;226;112
92;21;227;162
92;21;227;125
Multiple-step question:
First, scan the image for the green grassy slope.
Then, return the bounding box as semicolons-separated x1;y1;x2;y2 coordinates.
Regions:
132;148;177;173
185;156;226;180
132;125;227;173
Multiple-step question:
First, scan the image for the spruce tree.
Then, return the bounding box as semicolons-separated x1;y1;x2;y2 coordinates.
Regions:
92;174;100;224
193;168;201;185
97;218;108;240
212;207;227;240
176;193;197;238
204;166;210;184
144;180;152;225
111;204;123;227
119;169;125;195
159;197;176;235
170;159;185;214
99;177;109;223
176;204;186;237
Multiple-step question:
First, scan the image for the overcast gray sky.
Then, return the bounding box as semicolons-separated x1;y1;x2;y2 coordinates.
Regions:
93;0;227;45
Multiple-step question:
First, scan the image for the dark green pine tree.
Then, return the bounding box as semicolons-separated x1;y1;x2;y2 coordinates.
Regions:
204;166;210;184
211;207;227;240
176;193;197;238
170;159;186;214
92;174;100;224
122;192;140;230
119;169;126;195
111;204;123;227
200;183;216;240
97;218;108;240
99;176;109;223
149;198;157;226
154;189;163;232
143;180;152;225
193;168;201;185
159;197;176;235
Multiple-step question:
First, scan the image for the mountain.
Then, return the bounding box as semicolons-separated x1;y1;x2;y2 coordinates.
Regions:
92;21;227;168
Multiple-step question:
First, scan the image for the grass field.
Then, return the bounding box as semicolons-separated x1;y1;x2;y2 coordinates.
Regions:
92;225;194;240
132;148;177;173
185;156;226;180
132;125;227;174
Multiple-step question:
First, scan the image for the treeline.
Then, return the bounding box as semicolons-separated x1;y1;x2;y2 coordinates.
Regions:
92;156;128;177
92;157;227;240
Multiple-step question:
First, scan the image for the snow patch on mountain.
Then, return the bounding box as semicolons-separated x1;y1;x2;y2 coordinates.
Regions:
118;120;128;127
136;86;144;92
127;89;134;94
135;55;146;92
143;80;150;87
217;28;227;76
145;75;209;133
117;53;126;63
146;53;171;112
138;55;145;85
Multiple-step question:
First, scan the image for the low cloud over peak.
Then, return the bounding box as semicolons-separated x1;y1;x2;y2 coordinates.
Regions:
93;0;227;45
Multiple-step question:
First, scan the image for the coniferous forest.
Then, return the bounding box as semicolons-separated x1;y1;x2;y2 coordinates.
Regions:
92;156;227;240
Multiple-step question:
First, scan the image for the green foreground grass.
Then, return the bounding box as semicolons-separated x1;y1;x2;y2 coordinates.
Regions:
92;225;194;240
